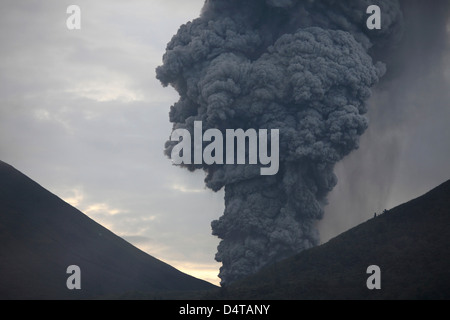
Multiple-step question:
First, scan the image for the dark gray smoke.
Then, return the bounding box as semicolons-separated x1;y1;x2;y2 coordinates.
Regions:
156;0;403;285
319;0;450;243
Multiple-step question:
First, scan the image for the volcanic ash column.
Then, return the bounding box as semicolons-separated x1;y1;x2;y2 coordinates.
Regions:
157;0;403;285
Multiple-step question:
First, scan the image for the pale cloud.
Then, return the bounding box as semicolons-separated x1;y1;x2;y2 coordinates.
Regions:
61;187;85;207
84;203;124;216
171;184;205;194
168;261;222;286
66;79;144;103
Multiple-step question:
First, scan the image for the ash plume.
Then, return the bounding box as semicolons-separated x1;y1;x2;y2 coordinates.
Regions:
156;0;403;285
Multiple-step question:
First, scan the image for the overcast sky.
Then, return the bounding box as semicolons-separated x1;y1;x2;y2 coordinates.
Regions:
0;0;226;285
1;1;449;286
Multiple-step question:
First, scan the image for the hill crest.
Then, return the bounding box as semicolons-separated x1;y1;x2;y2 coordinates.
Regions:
208;179;450;299
0;160;215;299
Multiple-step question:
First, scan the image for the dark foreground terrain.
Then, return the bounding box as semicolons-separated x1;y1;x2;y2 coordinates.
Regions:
2;159;449;300
206;179;450;299
0;160;215;299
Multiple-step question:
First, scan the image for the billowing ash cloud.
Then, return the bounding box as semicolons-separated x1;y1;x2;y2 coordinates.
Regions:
156;0;403;285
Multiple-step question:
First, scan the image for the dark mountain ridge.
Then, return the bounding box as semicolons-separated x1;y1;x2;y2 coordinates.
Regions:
0;160;215;299
3;158;449;300
207;178;450;299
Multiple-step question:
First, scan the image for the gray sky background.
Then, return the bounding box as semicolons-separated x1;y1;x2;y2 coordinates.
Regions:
0;1;449;286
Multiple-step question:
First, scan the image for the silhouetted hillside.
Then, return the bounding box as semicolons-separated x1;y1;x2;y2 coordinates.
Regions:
0;160;216;299
207;179;450;300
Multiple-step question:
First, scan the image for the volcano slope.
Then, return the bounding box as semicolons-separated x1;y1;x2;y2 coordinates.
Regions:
0;160;216;299
206;179;450;300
